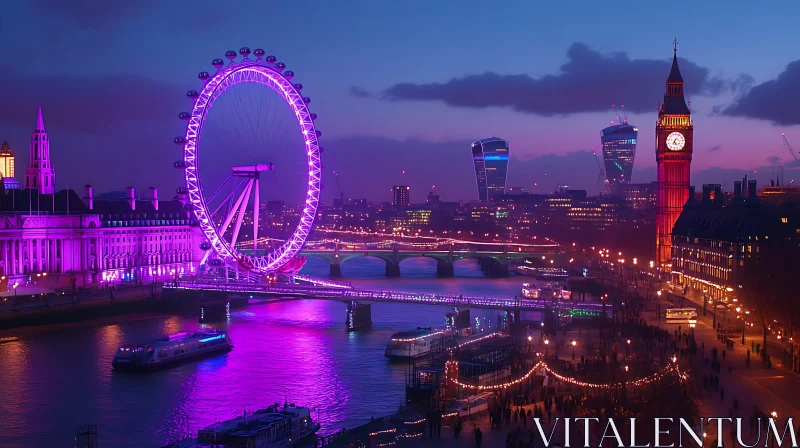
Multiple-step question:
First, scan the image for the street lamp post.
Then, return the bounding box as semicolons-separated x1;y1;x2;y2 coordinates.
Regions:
544;339;549;357
657;290;662;321
572;340;576;360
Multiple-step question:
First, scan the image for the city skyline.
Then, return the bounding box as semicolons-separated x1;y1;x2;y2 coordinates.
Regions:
0;2;799;202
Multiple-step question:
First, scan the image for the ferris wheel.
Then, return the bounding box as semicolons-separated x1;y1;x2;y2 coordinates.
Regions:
175;47;322;275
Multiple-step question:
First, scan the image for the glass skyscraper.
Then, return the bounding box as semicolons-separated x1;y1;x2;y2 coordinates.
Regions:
601;123;638;192
472;137;509;202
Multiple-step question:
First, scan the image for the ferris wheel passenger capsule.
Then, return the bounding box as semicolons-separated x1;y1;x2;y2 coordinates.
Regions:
274;62;286;72
176;186;187;194
315;130;322;137
178;112;191;120
186;90;199;99
225;50;237;60
174;137;187;145
309;113;317;120
302;97;311;104
212;58;224;68
199;241;212;251
283;70;294;80
294;83;303;91
265;55;277;64
318;147;324;153
174;161;186;169
253;49;265;58
198;71;210;81
239;47;251;57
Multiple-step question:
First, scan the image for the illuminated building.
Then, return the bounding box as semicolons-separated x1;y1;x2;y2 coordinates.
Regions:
671;180;800;299
601;123;638;192
24;105;56;194
565;198;619;231
392;185;410;207
621;182;658;211
471;137;509;202
0;140;19;190
758;184;800;206
655;44;694;267
0;108;205;287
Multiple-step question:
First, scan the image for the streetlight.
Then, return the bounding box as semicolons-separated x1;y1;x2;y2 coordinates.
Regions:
544;339;549;357
13;282;18;297
657;290;662;320
572;340;577;360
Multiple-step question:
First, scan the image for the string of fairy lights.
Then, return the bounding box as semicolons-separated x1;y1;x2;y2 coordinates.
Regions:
445;358;686;391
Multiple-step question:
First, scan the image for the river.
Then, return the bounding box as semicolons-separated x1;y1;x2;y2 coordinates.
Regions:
0;257;533;447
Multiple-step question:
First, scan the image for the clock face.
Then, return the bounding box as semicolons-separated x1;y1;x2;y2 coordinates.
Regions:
666;132;686;151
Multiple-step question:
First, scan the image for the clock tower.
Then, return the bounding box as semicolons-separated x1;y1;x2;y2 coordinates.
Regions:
655;42;693;267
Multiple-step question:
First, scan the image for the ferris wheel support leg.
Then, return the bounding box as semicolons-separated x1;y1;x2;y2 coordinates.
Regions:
230;180;254;251
253;178;260;257
219;178;254;239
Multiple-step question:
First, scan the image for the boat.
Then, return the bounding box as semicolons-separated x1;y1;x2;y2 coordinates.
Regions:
112;330;233;371
448;392;492;417
384;328;445;360
346;301;372;331
521;281;571;300
167;402;319;448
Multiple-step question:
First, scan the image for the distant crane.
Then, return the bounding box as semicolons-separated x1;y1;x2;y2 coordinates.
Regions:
333;171;345;206
611;104;628;125
592;147;607;191
782;133;799;165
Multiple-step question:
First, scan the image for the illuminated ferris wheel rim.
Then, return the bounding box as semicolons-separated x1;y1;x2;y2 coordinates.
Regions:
180;48;322;273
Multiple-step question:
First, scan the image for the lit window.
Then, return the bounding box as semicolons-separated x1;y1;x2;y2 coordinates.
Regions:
782;217;788;224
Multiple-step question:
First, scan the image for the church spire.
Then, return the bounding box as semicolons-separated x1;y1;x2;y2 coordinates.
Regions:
36;104;45;132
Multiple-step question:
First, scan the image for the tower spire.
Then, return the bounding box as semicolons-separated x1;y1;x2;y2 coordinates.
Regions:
36;105;45;132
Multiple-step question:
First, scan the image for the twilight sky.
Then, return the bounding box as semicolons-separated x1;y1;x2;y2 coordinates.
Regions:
1;1;800;203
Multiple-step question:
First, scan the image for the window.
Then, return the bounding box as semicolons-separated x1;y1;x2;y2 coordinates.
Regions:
782;217;788;224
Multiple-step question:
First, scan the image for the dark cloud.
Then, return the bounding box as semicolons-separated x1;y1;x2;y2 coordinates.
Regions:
30;0;159;30
0;65;181;134
718;60;800;125
380;43;742;116
707;145;722;153
349;86;373;98
767;155;782;165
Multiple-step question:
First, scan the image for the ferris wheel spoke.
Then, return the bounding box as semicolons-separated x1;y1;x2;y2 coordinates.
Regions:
252;177;260;256
218;178;253;241
229;179;254;252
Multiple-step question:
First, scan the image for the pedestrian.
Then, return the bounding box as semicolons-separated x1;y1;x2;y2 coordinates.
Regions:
474;427;483;448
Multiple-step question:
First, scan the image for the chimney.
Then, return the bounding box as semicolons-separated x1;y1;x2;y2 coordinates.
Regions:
747;180;758;204
743;175;748;197
771;179;775;187
688;185;695;199
126;186;136;211
733;181;742;199
701;184;713;205
148;187;158;211
83;184;94;210
713;184;723;205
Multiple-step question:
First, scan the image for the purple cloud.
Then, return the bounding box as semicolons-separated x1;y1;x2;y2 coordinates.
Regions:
0;65;181;134
718;60;800;125
30;0;159;30
349;86;373;98
378;43;743;116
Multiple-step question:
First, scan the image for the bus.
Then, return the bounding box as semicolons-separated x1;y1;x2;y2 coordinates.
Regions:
665;307;697;324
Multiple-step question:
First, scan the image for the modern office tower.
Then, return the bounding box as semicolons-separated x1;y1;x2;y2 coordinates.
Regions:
472;137;509;202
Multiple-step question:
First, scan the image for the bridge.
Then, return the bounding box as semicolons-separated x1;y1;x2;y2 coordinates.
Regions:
167;279;608;317
242;232;562;278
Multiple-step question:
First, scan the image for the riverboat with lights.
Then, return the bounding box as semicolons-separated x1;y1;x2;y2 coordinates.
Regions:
521;280;571;300
165;402;318;448
384;328;446;360
112;330;233;371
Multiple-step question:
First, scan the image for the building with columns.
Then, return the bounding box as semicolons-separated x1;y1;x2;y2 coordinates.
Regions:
0;107;206;289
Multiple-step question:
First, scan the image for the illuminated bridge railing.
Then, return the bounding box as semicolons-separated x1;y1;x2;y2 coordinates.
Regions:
168;282;608;315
